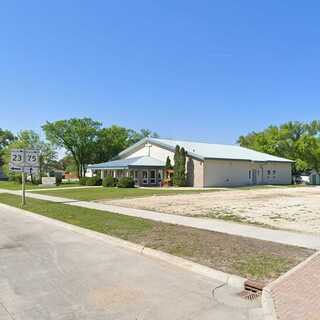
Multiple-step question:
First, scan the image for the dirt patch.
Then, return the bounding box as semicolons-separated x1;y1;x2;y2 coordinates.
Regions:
102;186;320;234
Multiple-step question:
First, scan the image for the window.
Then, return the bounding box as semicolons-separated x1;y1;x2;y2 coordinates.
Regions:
142;171;148;184
158;170;163;182
248;170;251;179
150;170;156;184
267;170;271;176
273;170;276;175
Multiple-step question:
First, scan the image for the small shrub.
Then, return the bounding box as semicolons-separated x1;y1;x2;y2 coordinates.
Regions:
31;176;42;185
102;176;117;187
79;177;88;186
56;176;63;186
13;174;22;184
117;176;135;188
85;176;102;186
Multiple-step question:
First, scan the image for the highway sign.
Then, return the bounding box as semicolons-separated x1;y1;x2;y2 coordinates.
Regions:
9;164;23;172
25;149;40;166
10;149;39;170
9;164;39;174
9;148;40;206
24;166;39;174
11;149;25;166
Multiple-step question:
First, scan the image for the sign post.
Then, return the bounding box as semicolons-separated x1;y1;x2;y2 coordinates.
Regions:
10;149;40;206
21;169;26;206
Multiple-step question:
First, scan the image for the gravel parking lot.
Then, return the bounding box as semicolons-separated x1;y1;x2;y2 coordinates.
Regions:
105;186;320;234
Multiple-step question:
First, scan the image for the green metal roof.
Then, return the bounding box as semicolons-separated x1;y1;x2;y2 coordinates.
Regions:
88;156;165;170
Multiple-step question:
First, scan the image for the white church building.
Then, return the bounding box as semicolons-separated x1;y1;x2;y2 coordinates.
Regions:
88;137;293;187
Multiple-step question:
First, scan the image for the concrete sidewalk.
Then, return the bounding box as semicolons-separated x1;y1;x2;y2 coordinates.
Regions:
2;188;320;250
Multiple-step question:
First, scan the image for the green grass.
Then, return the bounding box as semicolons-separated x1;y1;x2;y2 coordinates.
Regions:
0;193;153;239
234;255;291;280
0;181;42;190
33;187;219;201
0;193;313;282
0;181;81;190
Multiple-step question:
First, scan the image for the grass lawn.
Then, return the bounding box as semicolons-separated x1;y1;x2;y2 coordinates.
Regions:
0;193;313;282
0;181;81;190
33;187;220;201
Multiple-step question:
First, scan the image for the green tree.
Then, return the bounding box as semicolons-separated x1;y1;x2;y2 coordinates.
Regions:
42;118;101;177
165;156;173;170
95;125;132;163
127;129;159;145
173;145;186;186
59;155;78;174
0;128;15;166
93;126;159;163
238;120;320;173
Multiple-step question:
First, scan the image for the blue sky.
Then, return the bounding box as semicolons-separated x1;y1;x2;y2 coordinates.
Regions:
0;0;319;144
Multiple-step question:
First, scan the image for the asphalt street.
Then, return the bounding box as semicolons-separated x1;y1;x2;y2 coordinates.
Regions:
0;204;256;320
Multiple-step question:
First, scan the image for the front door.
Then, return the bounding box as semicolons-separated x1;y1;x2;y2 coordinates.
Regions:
252;169;257;185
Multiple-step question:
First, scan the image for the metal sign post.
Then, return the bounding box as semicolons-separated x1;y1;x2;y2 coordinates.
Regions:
10;149;40;206
21;168;26;206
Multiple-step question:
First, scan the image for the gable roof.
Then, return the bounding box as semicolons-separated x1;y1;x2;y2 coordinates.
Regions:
119;137;293;163
88;156;165;170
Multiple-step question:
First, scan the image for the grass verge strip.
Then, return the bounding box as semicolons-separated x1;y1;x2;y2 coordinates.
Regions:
32;187;221;201
0;193;314;283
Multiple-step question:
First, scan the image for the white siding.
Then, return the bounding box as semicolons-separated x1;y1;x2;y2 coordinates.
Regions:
124;144;175;163
204;160;251;187
122;142;292;187
204;160;292;187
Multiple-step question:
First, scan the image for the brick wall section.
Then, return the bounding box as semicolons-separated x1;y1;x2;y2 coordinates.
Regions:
266;252;320;320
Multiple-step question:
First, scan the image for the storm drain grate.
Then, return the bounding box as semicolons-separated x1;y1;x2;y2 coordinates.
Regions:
238;280;264;301
238;290;261;301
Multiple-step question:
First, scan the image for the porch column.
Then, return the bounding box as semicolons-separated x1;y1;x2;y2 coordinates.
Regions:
101;170;105;179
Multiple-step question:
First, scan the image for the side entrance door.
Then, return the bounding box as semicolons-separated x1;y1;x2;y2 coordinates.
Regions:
252;169;257;185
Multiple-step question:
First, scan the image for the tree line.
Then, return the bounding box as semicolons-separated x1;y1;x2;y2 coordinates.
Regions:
0;118;158;178
1;119;319;179
238;120;320;174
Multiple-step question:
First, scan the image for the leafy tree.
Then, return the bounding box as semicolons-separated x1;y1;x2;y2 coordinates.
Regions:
59;155;77;174
3;130;56;176
165;156;173;170
127;128;159;145
93;126;159;163
173;145;187;186
42;118;101;177
95;125;132;163
238;121;320;173
0;128;15;166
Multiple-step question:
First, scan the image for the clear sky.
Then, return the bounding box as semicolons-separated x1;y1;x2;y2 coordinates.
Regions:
0;0;319;144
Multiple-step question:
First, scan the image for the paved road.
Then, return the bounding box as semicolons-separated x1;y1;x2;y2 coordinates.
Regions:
2;189;320;250
0;205;255;320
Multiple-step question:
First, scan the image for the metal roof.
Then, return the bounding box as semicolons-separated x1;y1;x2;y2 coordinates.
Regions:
119;137;293;163
88;156;165;170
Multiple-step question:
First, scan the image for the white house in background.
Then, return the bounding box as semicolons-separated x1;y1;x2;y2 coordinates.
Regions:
88;137;293;187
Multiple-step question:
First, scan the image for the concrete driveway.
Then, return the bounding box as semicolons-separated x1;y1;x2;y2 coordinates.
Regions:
0;205;255;320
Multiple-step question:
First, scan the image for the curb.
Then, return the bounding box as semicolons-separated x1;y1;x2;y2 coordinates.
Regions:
0;203;246;290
